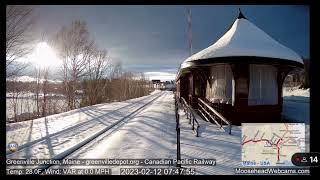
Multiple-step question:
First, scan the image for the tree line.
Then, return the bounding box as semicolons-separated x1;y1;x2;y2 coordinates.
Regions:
6;6;153;123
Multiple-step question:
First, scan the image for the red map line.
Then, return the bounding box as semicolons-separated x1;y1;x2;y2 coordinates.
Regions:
242;124;289;161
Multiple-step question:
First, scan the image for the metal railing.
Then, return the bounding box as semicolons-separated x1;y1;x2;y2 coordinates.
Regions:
180;97;200;137
198;98;232;135
174;92;181;169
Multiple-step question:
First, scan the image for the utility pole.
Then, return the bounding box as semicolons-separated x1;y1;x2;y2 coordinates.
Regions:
187;7;193;56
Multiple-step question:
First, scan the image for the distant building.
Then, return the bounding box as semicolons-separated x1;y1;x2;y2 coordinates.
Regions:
152;80;161;89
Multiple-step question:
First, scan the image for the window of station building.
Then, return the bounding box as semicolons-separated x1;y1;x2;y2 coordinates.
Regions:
248;64;278;105
195;80;200;96
206;64;234;105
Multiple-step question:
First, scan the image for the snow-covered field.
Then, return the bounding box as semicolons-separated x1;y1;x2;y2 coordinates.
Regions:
7;75;62;84
6;97;69;120
6;92;65;98
283;87;309;98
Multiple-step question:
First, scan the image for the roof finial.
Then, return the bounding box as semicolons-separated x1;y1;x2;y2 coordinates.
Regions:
238;8;246;19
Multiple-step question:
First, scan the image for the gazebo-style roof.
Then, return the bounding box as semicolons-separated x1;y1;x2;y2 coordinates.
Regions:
179;10;304;71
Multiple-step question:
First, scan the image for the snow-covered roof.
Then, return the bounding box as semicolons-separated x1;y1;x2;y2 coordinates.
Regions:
183;11;303;65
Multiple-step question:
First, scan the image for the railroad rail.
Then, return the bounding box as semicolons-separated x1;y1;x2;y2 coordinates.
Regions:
6;92;162;156
198;98;232;135
7;92;163;173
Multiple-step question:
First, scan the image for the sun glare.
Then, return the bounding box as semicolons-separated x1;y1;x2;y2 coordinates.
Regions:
31;42;61;68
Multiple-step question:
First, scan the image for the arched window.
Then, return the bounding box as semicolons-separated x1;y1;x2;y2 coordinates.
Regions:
248;64;278;105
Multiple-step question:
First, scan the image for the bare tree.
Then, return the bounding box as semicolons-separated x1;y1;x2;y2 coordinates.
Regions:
110;61;123;79
34;67;41;117
7;80;35;122
6;5;37;77
42;68;49;117
82;49;111;106
53;20;95;110
8;79;24;122
301;59;309;89
108;62;123;101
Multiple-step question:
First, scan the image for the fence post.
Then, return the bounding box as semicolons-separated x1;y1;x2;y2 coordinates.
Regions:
177;124;181;169
196;125;200;137
175;98;181;169
192;116;194;130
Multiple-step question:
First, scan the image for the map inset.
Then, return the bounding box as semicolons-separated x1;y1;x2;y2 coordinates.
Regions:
241;123;305;166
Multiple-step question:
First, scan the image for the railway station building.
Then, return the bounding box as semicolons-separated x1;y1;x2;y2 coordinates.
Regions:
176;10;304;125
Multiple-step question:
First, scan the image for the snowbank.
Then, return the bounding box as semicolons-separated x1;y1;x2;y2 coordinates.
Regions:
283;87;309;97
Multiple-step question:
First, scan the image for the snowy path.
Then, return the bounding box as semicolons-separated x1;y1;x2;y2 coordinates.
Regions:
6;91;163;159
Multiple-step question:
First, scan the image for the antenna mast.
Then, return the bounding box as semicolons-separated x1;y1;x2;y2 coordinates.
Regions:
187;7;193;56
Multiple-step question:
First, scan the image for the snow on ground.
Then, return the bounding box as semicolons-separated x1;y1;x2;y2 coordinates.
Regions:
6;92;65;98
52;91;241;175
6;75;62;84
150;89;161;95
179;109;241;175
6;91;162;159
6;89;310;175
282;87;309;123
61;91;177;174
283;87;310;97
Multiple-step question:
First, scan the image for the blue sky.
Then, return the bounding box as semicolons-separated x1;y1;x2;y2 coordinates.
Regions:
33;5;309;81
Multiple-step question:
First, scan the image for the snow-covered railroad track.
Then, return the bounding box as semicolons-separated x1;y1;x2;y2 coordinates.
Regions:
32;92;164;172
7;92;163;169
7;92;162;157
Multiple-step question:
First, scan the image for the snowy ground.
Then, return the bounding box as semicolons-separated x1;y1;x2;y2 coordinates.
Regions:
6;75;62;84
49;91;241;175
59;91;177;174
6;89;310;175
6;90;162;159
179;110;241;175
7;91;241;175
